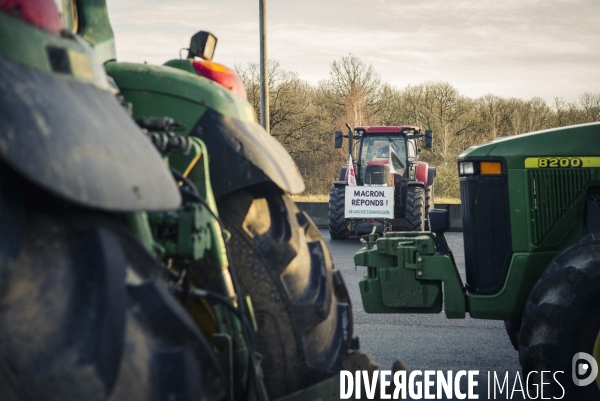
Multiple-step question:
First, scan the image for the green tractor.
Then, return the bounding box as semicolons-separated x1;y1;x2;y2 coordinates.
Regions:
0;0;379;400
356;122;600;399
329;125;435;239
0;1;227;399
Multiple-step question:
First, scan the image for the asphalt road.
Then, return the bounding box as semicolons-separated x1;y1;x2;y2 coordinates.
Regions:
322;230;529;400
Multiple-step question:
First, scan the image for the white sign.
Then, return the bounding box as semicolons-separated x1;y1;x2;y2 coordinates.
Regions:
344;186;394;218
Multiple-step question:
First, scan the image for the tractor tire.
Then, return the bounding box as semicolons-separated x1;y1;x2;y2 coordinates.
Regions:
328;186;350;239
405;186;425;231
0;211;225;401
518;231;600;400
424;184;434;230
215;183;353;399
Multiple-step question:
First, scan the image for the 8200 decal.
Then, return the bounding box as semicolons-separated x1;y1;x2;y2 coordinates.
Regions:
525;157;600;169
537;157;581;168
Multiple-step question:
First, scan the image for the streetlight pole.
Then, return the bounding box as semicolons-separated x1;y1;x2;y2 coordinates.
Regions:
259;0;269;133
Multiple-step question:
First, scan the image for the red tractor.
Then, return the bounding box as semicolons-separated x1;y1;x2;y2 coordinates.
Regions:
329;125;435;239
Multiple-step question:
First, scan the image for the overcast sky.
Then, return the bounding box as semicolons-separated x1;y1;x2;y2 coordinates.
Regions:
105;0;600;104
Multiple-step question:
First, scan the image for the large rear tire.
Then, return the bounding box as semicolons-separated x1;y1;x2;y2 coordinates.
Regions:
215;183;353;399
0;211;224;401
405;186;425;231
519;231;600;399
328;186;350;239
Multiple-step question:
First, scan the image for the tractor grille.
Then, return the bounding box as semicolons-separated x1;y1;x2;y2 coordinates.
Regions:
528;169;591;245
364;165;390;185
460;175;512;295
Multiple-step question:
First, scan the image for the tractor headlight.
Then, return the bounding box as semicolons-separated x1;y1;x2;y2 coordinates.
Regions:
458;160;503;176
459;161;475;176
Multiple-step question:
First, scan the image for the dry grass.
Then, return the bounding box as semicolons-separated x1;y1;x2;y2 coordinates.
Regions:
291;194;461;204
290;194;329;203
435;197;461;204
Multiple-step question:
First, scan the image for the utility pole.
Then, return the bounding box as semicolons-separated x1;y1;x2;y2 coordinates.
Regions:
259;0;269;133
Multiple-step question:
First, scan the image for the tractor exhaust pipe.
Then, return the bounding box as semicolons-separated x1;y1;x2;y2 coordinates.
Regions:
346;123;353;160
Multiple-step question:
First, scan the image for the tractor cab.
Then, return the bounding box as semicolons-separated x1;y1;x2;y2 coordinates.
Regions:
354;126;423;185
357;132;410;186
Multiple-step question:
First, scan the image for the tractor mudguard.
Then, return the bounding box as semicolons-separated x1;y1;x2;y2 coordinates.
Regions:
191;109;305;198
427;166;436;186
416;161;429;185
0;55;180;212
105;61;304;198
407;180;425;188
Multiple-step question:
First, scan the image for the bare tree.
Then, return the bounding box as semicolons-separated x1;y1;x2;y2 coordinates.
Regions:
476;94;504;140
237;61;318;148
323;54;383;126
579;92;600;122
554;98;580;126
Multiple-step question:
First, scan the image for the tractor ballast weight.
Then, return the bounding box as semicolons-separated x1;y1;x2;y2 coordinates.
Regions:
356;122;600;398
329;125;435;239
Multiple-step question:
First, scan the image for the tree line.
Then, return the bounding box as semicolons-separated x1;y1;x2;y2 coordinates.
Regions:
236;55;600;199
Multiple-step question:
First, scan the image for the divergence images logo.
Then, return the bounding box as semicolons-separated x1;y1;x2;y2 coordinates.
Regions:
572;352;598;387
